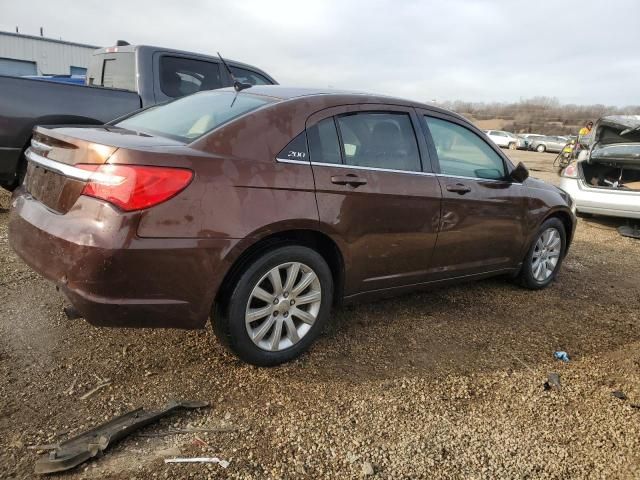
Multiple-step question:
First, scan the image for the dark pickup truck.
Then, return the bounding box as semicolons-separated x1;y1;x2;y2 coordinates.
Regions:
0;43;276;189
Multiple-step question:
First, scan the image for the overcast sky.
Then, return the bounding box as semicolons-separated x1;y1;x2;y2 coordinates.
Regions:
2;0;639;106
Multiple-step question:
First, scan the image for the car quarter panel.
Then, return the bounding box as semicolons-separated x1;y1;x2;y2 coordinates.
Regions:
134;100;324;239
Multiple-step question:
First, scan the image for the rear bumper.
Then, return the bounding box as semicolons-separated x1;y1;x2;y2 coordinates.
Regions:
559;177;640;219
9;189;236;328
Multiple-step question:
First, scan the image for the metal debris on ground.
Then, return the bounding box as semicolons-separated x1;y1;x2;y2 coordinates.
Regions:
543;372;561;390
553;351;570;362
34;400;209;475
612;390;628;400
618;225;640;240
165;457;230;468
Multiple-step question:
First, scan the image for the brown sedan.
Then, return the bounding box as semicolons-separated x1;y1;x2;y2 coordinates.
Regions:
9;86;576;365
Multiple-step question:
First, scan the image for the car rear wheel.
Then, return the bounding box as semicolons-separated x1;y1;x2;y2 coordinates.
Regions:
213;245;333;366
517;218;566;289
536;144;546;153
508;142;516;150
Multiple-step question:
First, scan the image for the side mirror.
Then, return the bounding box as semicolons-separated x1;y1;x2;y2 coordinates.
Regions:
510;162;529;183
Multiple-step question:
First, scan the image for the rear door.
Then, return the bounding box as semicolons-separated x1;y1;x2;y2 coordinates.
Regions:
307;105;442;295
418;111;528;278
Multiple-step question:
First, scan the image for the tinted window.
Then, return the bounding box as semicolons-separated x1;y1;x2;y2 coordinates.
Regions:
98;53;136;91
229;66;271;85
336;113;421;172
117;91;273;142
159;56;222;98
308;118;342;164
278;132;308;161
425;116;506;180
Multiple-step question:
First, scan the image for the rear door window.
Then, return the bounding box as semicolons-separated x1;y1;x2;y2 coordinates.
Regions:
424;116;506;180
335;112;421;172
159;56;223;98
229;66;272;85
307;118;342;164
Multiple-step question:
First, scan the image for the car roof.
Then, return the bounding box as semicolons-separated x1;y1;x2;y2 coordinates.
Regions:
213;85;469;122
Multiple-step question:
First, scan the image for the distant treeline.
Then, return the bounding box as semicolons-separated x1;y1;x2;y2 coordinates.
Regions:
437;96;640;135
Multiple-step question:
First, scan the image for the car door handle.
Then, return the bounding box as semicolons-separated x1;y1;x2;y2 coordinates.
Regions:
446;183;471;194
331;174;367;187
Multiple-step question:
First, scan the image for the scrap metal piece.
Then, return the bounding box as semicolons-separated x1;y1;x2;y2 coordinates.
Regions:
34;400;209;475
543;372;562;391
618;225;640;240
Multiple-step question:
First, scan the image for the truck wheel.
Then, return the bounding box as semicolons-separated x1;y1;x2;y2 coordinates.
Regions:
517;218;566;290
213;245;333;366
536;144;546;153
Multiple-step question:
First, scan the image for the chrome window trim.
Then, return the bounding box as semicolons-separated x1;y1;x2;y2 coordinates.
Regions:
276;157;435;176
310;161;435;176
25;149;92;182
436;173;522;185
275;158;310;165
275;157;523;183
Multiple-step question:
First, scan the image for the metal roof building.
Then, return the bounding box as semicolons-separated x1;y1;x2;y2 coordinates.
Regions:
0;31;98;76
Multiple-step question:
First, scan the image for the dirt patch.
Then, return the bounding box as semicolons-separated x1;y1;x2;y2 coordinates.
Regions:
2;152;640;478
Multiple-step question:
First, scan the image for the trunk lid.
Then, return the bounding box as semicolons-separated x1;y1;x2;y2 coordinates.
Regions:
588;115;640;167
24;126;183;213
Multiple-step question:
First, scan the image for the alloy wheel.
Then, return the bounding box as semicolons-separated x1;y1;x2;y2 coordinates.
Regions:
531;227;561;282
245;262;322;351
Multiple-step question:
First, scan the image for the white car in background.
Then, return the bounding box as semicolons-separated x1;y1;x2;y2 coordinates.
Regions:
560;116;640;219
484;130;519;149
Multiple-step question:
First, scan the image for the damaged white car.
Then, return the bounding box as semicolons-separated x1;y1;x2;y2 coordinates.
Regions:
560;115;640;219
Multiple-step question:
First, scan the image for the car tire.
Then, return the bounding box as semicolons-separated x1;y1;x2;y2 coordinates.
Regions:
213;245;333;366
517;217;566;290
536;144;546;153
508;142;516;150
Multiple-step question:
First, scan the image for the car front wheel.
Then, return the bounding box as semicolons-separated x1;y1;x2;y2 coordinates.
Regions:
536;144;546;153
517;218;566;289
213;245;333;366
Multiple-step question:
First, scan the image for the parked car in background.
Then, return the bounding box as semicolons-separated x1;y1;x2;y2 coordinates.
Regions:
0;43;276;190
529;135;568;153
560;115;640;219
9;86;576;366
515;133;544;150
485;130;519;149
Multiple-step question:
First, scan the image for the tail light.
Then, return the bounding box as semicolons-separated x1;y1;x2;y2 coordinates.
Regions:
76;164;193;211
561;164;578;178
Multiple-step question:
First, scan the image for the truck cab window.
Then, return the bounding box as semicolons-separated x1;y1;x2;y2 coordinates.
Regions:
159;56;223;98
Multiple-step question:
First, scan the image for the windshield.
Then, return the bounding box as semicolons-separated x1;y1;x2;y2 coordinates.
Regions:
117;91;274;142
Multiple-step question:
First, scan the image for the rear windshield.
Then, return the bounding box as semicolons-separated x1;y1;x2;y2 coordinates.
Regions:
116;91;274;142
87;53;136;91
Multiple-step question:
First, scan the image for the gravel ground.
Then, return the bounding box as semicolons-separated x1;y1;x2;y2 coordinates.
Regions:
1;150;640;479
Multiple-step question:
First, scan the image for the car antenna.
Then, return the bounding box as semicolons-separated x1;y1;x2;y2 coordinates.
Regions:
217;52;252;92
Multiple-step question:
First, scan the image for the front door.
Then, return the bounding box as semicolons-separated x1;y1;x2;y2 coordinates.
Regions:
306;105;442;296
419;112;528;278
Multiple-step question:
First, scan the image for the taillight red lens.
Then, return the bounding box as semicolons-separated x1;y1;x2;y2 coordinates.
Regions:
76;164;193;211
561;164;578;178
